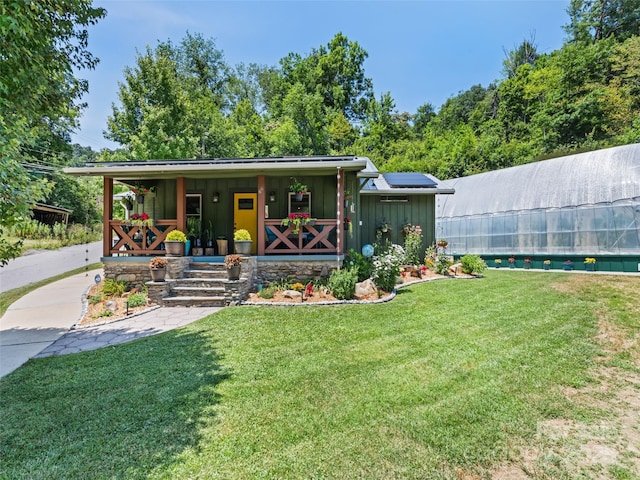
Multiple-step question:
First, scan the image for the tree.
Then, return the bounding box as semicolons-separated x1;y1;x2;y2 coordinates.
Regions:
0;0;105;265
565;0;640;44
502;35;540;78
279;33;374;121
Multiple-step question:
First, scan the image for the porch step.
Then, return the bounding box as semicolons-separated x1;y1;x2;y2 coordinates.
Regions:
172;286;225;297
163;296;226;307
185;269;227;280
189;262;225;271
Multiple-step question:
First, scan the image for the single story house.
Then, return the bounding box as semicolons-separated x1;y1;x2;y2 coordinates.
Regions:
65;155;453;304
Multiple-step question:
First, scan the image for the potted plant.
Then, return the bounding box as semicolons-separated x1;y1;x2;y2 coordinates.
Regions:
204;221;215;255
289;177;308;201
187;217;201;255
131;184;155;204
523;257;532;269
508;255;516;268
494;258;502;268
584;257;596;271
165;229;187;256
149;256;167;282
281;212;313;234
543;259;551;270
233;229;252;255
563;260;574;271
224;254;242;280
437;238;448;248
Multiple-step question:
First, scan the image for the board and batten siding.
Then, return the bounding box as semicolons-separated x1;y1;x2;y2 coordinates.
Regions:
358;195;436;253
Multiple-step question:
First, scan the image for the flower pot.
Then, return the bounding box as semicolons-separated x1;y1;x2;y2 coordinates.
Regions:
234;240;252;255
165;241;184;256
205;247;215;256
149;267;166;282
585;263;595;272
192;247;204;256
185;239;191;256
227;265;241;280
523;262;531;269
136;194;145;204
543;264;550;270
295;192;304;201
216;239;228;255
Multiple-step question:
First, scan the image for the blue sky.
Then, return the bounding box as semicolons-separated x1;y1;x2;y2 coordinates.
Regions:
71;0;570;150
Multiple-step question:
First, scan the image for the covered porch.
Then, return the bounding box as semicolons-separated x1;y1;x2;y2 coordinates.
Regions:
66;156;377;258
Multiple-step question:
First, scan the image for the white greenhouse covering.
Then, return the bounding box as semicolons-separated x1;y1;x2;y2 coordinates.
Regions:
437;143;640;255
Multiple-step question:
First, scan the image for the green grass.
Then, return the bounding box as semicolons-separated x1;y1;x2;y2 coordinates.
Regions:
0;262;103;317
0;271;636;479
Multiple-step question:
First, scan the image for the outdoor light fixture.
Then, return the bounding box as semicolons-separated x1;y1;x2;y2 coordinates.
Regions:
212;192;220;203
269;191;276;202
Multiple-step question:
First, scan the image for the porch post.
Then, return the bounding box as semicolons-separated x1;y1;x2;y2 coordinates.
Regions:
177;177;186;232
257;175;266;256
337;168;344;256
103;177;113;257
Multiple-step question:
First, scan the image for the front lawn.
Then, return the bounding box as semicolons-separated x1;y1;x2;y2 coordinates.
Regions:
1;272;638;479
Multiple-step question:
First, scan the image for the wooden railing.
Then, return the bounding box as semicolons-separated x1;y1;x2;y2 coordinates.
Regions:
264;219;338;254
108;219;178;256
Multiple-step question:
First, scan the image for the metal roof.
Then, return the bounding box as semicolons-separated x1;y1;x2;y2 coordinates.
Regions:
64;155;372;179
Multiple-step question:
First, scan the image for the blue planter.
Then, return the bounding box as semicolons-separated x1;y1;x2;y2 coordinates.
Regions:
185;239;191;256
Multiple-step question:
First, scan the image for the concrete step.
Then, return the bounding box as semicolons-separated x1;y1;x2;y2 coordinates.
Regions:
189;262;225;271
163;296;226;307
185;269;227;279
172;286;225;297
171;277;225;287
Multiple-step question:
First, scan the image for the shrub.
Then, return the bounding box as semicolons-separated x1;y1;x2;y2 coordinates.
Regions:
166;230;187;242
149;256;167;268
327;269;357;300
371;244;404;292
343;248;374;282
460;254;487;275
88;295;103;305
258;286;277;299
424;244;437;270
102;279;127;297
402;224;423;265
434;254;453;275
127;292;147;308
52;222;67;240
234;229;251;241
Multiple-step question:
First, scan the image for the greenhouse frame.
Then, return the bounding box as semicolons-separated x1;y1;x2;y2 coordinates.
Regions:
436;143;640;272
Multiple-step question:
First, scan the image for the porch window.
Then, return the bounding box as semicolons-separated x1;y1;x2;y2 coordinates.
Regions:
288;192;311;215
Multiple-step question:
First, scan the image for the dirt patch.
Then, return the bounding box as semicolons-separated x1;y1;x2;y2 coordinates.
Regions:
78;283;157;328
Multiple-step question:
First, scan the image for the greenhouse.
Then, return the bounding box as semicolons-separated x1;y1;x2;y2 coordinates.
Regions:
436;143;640;272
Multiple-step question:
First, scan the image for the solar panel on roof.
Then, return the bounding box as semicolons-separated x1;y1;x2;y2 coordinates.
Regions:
383;173;436;188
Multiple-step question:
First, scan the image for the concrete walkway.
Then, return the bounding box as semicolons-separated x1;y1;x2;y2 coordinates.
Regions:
0;269;221;378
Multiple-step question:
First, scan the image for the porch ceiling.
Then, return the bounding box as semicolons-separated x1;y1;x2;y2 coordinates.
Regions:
64;155;371;180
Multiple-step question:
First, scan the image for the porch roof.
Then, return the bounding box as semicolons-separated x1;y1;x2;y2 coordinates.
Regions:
64;155;373;180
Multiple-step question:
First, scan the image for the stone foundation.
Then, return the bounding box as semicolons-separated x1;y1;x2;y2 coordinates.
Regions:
103;256;336;305
103;258;151;290
256;259;339;285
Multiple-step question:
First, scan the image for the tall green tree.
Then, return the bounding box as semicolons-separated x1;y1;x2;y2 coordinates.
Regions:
565;0;640;44
0;0;104;265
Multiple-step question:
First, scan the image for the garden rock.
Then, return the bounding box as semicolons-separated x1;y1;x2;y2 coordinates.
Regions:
448;263;463;275
283;290;303;301
355;279;377;298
